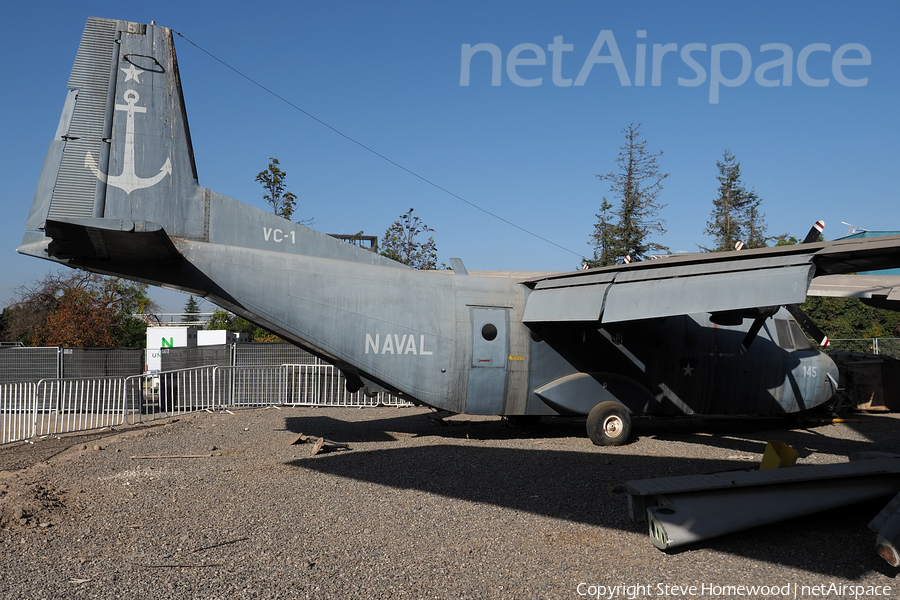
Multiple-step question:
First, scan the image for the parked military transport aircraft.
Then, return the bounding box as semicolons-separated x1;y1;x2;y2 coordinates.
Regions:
18;18;900;444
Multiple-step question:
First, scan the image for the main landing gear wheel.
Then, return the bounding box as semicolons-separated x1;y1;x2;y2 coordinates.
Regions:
785;410;809;429
586;401;632;446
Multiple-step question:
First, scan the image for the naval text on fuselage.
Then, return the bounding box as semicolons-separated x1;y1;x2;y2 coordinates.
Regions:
365;334;433;355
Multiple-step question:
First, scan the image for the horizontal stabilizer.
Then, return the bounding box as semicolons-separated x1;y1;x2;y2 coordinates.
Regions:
44;218;182;264
18;217;183;273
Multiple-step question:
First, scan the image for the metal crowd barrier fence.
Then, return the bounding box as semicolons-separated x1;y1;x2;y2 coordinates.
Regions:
126;364;411;423
281;364;409;407
33;377;128;438
284;363;368;406
126;366;219;424
219;365;288;408
3;364;413;444
0;382;36;445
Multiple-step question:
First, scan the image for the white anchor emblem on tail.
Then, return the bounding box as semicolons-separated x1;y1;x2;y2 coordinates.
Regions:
85;89;172;194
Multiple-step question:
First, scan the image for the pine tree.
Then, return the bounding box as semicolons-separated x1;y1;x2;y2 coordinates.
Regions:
592;123;668;264
182;295;200;324
586;197;620;267
743;203;769;249
703;150;767;251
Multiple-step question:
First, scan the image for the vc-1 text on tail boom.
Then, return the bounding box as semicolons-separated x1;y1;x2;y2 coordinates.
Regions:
19;18;900;444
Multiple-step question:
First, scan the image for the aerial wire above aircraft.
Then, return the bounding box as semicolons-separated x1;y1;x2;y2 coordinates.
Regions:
18;18;900;445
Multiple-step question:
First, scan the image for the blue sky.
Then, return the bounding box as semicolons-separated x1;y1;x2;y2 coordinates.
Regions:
2;1;897;315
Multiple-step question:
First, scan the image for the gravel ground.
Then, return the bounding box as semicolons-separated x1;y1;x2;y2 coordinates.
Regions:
2;407;900;599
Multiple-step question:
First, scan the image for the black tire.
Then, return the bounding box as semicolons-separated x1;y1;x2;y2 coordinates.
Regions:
586;401;632;446
785;410;809;429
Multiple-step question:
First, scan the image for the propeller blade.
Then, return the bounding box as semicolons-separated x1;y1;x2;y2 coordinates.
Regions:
802;220;825;244
742;221;827;354
785;304;830;347
740;317;767;354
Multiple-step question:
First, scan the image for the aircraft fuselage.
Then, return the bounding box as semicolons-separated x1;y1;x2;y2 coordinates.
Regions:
18;18;855;446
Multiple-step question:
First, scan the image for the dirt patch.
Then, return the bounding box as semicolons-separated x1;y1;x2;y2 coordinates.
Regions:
0;471;66;530
0;421;169;532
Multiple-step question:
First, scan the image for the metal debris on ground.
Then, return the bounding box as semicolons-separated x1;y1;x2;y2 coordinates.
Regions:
619;452;900;556
289;433;350;456
869;488;900;566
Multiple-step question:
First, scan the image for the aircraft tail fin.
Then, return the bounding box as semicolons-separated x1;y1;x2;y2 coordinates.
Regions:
20;17;200;267
29;18;198;226
21;18;400;274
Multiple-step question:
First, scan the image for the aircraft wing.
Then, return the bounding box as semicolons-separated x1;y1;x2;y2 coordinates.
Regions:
522;235;900;323
808;274;900;311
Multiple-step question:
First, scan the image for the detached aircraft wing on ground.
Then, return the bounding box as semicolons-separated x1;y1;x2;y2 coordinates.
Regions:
18;18;900;444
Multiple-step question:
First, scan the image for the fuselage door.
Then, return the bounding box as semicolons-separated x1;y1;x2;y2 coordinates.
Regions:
466;307;509;414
